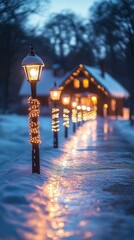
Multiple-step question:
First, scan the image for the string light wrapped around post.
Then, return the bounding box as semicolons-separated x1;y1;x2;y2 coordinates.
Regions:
28;97;41;145
50;83;61;148
71;101;78;133
62;94;71;138
52;107;60;132
22;46;44;174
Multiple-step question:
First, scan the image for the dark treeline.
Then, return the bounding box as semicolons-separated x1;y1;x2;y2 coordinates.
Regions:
0;0;133;115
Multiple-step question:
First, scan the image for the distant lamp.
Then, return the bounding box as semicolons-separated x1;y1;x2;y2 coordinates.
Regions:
50;83;61;148
62;94;71;106
50;83;61;101
22;46;44;174
83;78;89;88
62;94;71;138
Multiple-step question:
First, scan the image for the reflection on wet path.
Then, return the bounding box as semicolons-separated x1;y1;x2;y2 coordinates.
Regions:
22;118;134;239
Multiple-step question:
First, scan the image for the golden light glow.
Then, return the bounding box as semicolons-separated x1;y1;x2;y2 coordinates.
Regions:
77;105;81;110
59;86;64;90
72;101;77;108
87;107;91;111
82;105;86;111
90;77;94;82
91;96;97;105
50;88;61;101
74;79;80;88
83;78;89;88
28;97;41;144
104;104;108;109
81;97;87;105
62;95;71;106
24;65;42;82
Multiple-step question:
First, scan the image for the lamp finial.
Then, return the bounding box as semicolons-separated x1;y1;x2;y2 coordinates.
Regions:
29;45;35;56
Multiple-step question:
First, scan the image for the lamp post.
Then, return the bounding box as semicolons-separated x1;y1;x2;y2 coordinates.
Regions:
62;94;71;138
22;46;44;174
50;83;61;148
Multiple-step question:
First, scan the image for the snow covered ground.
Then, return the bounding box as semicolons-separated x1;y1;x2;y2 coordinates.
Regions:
0;114;134;239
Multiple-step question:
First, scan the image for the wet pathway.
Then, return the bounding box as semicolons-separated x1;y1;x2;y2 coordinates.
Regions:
0;117;134;240
30;118;134;240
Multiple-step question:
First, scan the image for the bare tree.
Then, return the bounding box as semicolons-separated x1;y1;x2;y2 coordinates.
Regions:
0;0;50;113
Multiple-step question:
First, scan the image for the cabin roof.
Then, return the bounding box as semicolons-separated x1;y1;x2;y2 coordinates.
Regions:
19;65;129;98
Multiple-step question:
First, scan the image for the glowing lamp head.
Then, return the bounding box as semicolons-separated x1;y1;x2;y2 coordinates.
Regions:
62;94;71;106
22;46;44;83
72;101;77;108
50;83;61;101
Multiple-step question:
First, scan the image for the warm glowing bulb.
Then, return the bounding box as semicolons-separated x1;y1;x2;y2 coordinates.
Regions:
77;105;81;110
82;105;86;110
72;102;77;108
53;92;58;97
30;68;38;79
104;104;108;109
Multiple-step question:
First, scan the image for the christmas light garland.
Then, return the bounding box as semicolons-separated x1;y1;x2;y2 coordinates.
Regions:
63;108;70;128
52;108;60;132
72;109;77;123
77;111;82;122
28;97;41;144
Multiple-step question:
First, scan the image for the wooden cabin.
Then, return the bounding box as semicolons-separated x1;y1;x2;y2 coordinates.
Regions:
19;64;129;117
59;64;129;117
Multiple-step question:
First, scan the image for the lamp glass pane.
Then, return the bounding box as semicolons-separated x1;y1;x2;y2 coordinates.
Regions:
24;65;42;82
50;89;61;100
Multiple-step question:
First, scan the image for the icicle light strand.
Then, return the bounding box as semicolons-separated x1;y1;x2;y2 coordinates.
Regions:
28;97;41;144
52;108;60;132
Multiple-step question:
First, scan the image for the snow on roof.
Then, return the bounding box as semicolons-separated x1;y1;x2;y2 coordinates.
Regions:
20;65;129;99
19;69;68;96
84;65;129;98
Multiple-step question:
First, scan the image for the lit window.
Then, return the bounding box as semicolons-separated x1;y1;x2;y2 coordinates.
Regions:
74;79;80;88
111;99;116;111
91;96;97;105
83;79;89;88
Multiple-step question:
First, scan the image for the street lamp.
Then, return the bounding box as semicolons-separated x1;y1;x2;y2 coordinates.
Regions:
22;46;44;174
50;83;61;148
62;94;71;138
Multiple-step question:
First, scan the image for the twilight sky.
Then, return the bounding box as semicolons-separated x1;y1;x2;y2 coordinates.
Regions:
28;0;99;29
47;0;98;18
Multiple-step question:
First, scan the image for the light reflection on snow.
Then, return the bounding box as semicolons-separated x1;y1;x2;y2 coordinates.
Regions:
2;116;132;239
